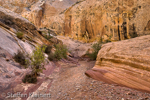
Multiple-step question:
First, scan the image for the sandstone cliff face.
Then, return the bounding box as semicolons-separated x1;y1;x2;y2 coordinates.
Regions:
85;35;150;93
0;6;51;46
21;0;80;33
64;0;150;42
1;0;149;42
0;0;79;34
0;0;38;13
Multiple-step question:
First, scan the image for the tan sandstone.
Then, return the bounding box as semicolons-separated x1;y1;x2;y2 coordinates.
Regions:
85;35;150;93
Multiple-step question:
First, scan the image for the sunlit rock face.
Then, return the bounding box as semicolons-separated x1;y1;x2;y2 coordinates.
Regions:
85;35;150;93
0;6;51;46
64;0;150;42
0;0;150;42
21;0;80;33
0;0;39;13
0;0;79;33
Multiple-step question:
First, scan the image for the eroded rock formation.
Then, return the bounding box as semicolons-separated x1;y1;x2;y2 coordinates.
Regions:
0;0;38;13
1;0;149;42
0;7;54;99
0;6;51;47
0;0;80;33
64;0;150;42
85;35;150;93
21;0;82;34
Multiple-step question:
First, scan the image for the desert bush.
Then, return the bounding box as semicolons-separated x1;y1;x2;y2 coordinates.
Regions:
44;35;53;40
92;43;102;52
104;39;111;43
30;45;46;76
22;74;37;83
14;51;27;66
87;43;101;60
22;46;46;83
54;44;68;60
48;53;55;61
45;45;52;54
16;32;24;39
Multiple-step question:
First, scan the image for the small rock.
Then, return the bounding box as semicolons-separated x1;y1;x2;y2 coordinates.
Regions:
13;84;24;92
126;92;132;95
6;75;11;78
121;98;124;100
15;72;20;76
144;97;149;100
5;58;10;61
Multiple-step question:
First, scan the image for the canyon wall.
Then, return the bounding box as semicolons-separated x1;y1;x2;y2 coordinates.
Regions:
64;0;150;42
0;6;50;99
0;0;38;13
0;6;51;46
0;0;80;34
0;0;150;42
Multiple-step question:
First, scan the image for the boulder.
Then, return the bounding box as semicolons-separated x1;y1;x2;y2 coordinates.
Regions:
85;35;150;93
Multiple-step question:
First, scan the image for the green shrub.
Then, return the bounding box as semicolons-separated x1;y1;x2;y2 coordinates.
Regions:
87;43;101;60
22;46;46;83
31;45;46;76
44;35;53;40
45;45;52;54
16;32;24;39
14;51;27;66
48;53;55;61
92;43;102;53
54;44;68;60
22;74;37;83
104;39;111;43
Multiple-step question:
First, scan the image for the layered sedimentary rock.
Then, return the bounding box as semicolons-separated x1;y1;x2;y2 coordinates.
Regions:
64;0;150;42
0;7;54;99
0;0;80;34
85;35;150;93
0;0;38;13
0;6;51;46
1;0;149;42
21;0;80;33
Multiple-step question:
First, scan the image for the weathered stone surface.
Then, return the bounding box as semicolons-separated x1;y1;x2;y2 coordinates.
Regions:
0;48;30;99
64;0;150;42
56;36;93;57
85;35;150;93
0;0;38;13
145;20;150;31
21;0;81;34
0;0;149;42
0;7;55;100
0;6;51;46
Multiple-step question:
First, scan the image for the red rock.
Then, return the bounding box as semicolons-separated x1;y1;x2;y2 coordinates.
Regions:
86;35;150;93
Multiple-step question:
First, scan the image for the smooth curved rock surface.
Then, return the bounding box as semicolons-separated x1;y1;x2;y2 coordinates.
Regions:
0;7;55;99
0;29;31;99
85;35;150;93
0;6;51;46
